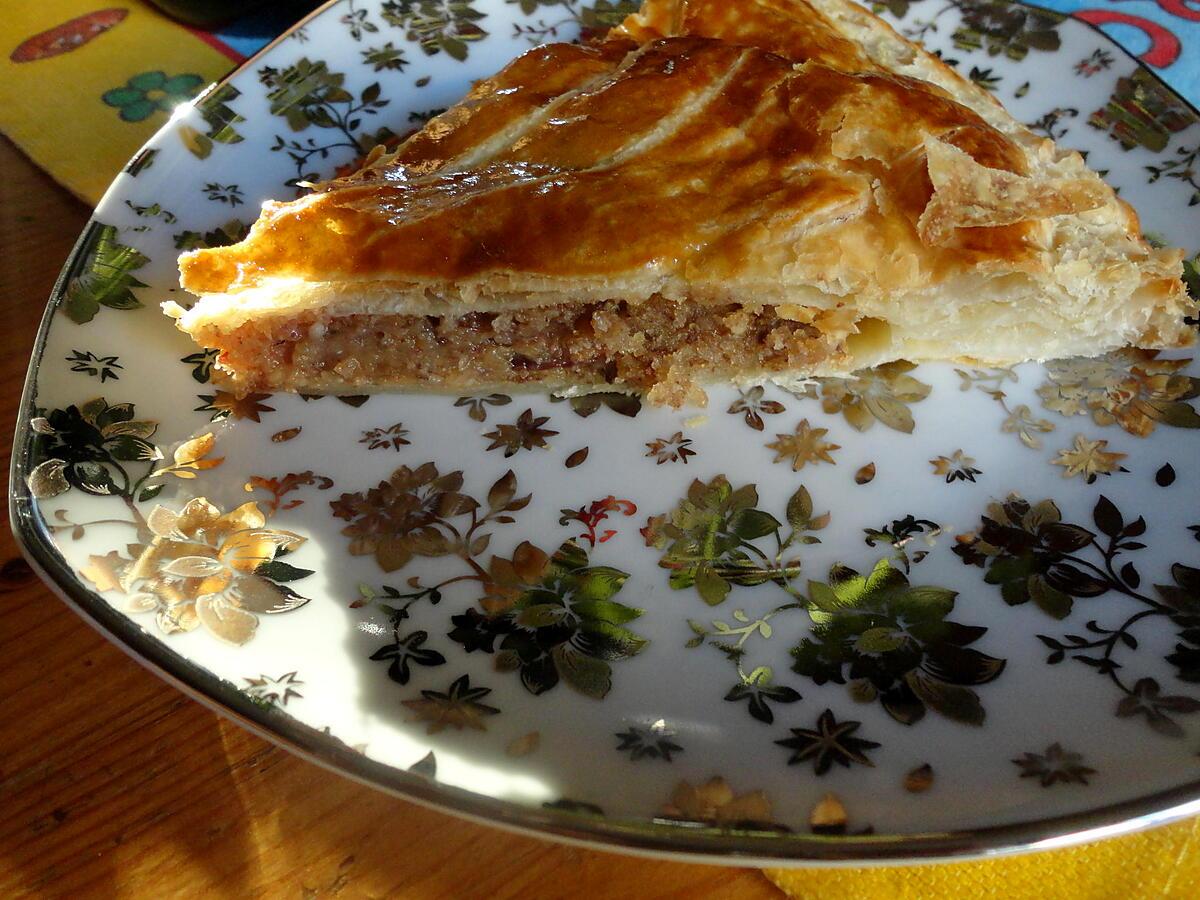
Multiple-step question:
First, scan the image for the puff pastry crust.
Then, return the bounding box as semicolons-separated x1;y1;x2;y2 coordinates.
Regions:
171;0;1192;406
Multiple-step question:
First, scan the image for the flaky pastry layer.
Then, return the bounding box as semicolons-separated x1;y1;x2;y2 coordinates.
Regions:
171;0;1193;405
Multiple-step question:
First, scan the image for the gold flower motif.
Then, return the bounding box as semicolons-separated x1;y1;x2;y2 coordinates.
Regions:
196;390;276;422
766;419;840;470
480;540;550;614
660;777;774;827
645;431;696;464
483;408;558;457
930;450;982;483
1012;742;1096;787
329;462;472;572
99;498;307;644
80;550;127;593
727;386;786;431
1038;349;1200;437
402;674;499;734
1052;435;1128;482
1000;403;1055;449
819;361;932;433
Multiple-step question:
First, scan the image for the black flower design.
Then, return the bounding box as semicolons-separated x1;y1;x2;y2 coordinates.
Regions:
953;496;1112;620
368;629;446;684
724;667;801;724
791;560;1006;725
28;399;159;499
1013;743;1095;787
1115;678;1200;738
448;541;646;698
1161;563;1200;684
483;408;558;456
615;724;683;762
775;709;880;775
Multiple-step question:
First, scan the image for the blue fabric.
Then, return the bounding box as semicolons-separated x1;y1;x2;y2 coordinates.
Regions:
211;4;309;59
1036;0;1200;108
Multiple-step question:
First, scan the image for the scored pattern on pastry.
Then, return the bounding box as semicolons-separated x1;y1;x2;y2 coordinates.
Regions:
170;0;1191;407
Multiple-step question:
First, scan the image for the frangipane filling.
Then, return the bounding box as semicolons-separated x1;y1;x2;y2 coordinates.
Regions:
203;298;858;405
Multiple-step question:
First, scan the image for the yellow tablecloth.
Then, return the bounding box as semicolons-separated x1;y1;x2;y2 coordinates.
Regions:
1;0;236;204
766;818;1200;898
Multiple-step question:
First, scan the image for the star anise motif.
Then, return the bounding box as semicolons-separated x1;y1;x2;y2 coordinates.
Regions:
243;671;304;707
1012;743;1096;786
615;723;684;762
483;408;558;457
66;349;123;382
775;708;880;775
195;390;275;422
645;431;696;465
401;674;500;734
727;386;785;431
360;422;411;451
765;419;840;470
1051;435;1127;483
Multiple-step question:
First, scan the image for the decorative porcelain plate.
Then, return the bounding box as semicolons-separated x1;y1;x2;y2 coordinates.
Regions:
13;0;1200;865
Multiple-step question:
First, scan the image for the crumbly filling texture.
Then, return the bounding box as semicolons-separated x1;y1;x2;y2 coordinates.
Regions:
205;298;845;406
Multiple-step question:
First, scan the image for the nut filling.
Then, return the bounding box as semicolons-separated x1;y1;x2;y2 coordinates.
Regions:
205;298;848;406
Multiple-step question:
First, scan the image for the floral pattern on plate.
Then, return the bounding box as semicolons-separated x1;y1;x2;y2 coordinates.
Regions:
12;0;1200;863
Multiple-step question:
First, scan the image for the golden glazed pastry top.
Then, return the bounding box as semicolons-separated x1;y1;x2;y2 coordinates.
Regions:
612;0;880;71
185;40;1095;290
178;0;1186;353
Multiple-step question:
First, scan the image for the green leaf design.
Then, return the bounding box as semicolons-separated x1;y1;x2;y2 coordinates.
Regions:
105;435;159;462
553;645;612;699
448;540;645;698
829;558;909;608
792;559;1004;725
1028;575;1073;619
906;670;985;726
855;626;904;653
649;476;819;605
173;220;249;251
728;508;781;540
138;483;164;502
381;0;489;58
572;598;641;624
65;225;148;324
255;560;316;583
573;567;628;603
516;603;567;628
807;580;847;613
786;485;813;531
696;564;731;605
577;620;648;660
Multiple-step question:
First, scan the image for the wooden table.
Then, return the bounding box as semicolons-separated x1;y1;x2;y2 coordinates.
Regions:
0;138;780;899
